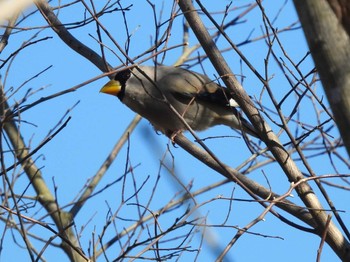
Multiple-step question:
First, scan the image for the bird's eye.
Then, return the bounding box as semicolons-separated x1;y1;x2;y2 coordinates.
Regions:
115;68;131;82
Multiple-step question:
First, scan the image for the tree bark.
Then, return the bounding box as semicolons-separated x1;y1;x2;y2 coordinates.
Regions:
294;0;350;158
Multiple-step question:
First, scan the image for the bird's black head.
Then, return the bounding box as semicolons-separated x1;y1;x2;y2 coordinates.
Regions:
100;68;132;100
114;68;132;100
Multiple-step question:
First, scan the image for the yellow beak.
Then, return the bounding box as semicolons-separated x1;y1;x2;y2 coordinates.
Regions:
100;79;122;96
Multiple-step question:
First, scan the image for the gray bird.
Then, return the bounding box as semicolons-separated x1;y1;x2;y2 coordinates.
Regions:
100;65;258;138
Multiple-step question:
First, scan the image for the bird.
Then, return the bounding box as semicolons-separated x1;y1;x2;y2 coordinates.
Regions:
100;65;259;138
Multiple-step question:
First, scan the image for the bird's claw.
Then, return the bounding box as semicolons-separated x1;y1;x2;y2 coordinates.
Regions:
168;130;182;146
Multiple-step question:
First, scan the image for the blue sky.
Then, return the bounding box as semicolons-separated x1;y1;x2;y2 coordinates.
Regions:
1;0;347;261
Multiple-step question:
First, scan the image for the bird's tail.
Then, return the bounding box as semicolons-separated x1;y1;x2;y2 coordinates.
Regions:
221;113;260;138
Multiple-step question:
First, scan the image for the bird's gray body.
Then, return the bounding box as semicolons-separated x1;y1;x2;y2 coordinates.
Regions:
119;66;258;137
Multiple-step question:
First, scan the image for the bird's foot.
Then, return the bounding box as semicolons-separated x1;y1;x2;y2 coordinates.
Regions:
167;130;183;146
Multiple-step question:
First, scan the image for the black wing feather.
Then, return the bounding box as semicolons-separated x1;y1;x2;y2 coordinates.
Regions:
172;85;233;107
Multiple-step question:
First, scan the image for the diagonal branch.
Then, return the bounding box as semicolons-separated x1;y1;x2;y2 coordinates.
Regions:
0;88;86;261
70;114;141;217
35;0;111;73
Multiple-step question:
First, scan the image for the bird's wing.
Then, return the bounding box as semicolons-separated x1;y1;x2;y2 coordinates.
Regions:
160;68;237;107
171;82;239;108
193;84;236;107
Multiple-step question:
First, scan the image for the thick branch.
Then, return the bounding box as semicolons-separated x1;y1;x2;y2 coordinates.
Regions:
174;134;316;228
0;89;86;261
294;0;350;157
35;0;111;73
